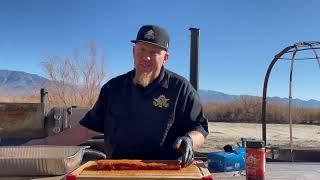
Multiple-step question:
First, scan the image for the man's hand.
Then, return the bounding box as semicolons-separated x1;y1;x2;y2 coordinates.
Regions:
173;135;194;167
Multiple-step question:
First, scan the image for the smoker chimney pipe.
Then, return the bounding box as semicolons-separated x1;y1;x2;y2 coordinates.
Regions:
40;88;48;117
189;28;200;91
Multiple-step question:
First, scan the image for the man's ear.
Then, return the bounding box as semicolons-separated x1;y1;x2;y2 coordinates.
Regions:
133;45;135;54
163;52;169;64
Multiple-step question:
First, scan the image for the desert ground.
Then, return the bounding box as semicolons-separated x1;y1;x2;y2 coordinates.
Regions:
198;122;320;153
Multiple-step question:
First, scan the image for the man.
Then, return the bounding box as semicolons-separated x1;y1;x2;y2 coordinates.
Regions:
26;25;209;167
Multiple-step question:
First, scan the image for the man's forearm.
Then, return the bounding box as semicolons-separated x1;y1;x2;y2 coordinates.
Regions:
187;131;205;150
25;123;98;146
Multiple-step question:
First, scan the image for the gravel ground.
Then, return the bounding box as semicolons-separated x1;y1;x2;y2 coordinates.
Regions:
197;122;320;153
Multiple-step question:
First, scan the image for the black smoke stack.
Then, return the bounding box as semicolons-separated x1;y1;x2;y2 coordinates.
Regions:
189;27;200;91
40;88;48;117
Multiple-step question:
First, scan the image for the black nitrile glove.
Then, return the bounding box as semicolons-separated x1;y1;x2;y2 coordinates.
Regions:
173;135;194;167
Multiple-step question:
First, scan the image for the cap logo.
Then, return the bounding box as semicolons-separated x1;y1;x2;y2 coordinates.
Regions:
153;95;169;108
144;30;155;40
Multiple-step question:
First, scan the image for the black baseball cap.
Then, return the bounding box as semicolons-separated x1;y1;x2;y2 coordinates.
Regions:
131;25;169;50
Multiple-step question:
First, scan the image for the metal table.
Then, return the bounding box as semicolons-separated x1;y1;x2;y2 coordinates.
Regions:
1;162;319;180
214;162;320;180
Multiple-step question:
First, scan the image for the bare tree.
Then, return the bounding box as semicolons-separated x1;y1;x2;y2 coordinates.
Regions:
42;42;106;110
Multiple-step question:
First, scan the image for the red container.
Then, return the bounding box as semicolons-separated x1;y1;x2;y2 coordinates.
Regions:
66;174;77;180
246;140;265;180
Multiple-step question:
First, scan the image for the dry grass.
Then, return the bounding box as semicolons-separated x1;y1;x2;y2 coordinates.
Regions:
0;94;39;103
203;98;320;124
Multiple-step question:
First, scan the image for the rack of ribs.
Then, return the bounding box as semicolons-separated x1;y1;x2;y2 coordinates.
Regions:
87;160;182;171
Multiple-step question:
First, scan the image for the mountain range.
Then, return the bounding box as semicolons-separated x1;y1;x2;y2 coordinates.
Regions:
1;69;320;108
0;69;49;96
198;90;320;109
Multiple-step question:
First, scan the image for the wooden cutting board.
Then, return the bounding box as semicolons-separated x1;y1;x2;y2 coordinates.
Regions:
69;160;212;179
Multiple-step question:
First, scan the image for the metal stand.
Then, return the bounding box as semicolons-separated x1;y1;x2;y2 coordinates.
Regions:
261;41;320;159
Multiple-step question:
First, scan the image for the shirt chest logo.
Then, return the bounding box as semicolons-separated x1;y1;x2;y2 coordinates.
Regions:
153;95;169;108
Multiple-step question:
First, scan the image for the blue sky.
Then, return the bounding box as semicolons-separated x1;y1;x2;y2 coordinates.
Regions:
0;0;319;100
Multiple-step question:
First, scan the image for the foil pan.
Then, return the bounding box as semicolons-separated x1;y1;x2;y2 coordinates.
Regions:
0;145;89;176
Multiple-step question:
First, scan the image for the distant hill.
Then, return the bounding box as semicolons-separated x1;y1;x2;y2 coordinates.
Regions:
1;69;319;108
199;90;320;109
0;69;49;96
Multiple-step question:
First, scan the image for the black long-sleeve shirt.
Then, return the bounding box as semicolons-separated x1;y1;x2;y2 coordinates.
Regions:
80;67;209;159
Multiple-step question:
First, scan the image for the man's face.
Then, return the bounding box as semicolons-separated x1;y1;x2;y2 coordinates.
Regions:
133;42;169;87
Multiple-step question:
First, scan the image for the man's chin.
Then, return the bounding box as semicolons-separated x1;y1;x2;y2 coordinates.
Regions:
138;68;152;74
135;72;152;87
